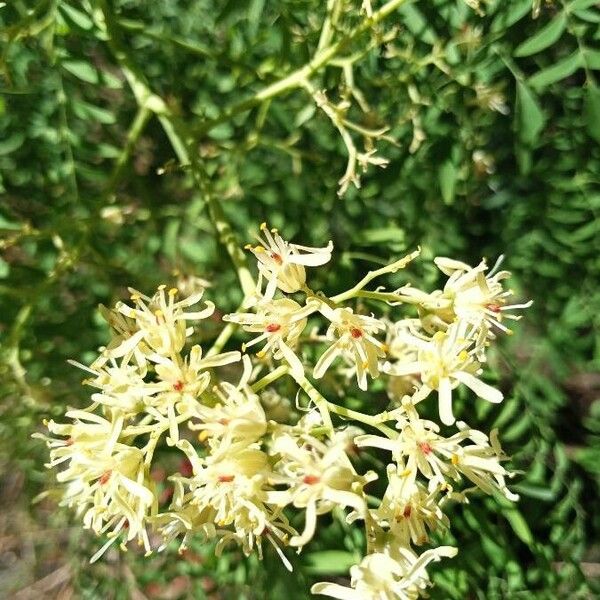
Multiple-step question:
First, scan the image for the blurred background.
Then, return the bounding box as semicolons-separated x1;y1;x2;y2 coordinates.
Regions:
1;0;599;598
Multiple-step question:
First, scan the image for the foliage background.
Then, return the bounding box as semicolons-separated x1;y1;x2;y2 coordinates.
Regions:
1;0;599;598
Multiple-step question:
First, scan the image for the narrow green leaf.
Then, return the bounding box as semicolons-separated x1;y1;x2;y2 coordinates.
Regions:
568;0;599;9
72;100;116;125
58;3;94;31
62;60;99;84
514;14;566;57
503;508;535;546
529;51;582;89
491;0;531;32
584;84;600;143
439;160;457;205
399;4;437;44
515;80;545;145
0;132;25;155
583;47;600;69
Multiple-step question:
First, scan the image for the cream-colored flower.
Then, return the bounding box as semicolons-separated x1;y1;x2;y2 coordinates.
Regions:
246;223;333;298
314;305;386;390
189;381;267;448
35;411;156;562
172;439;294;566
111;285;215;356
269;429;376;548
223;298;316;377
383;320;502;425
357;405;518;501
311;546;457;600
398;257;531;337
370;464;448;546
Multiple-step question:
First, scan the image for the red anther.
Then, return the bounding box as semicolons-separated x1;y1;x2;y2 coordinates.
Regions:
218;418;230;425
403;505;412;518
99;471;112;485
350;327;363;339
486;303;502;313
418;442;432;455
173;380;184;392
303;475;321;485
270;252;283;265
218;475;235;483
266;323;281;333
65;437;74;446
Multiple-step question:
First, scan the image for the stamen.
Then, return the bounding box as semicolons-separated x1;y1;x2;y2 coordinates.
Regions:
218;475;235;483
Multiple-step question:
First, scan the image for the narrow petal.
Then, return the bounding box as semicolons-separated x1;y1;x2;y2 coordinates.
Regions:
454;372;503;403
438;377;455;426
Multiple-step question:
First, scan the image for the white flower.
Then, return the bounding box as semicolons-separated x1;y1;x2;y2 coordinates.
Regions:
223;298;316;377
314;305;386;391
357;404;518;501
370;465;448;546
171;439;294;567
190;381;267;448
246;223;333;299
269;430;376;548
434;255;532;335
311;546;457;600
383;320;502;425
35;411;156;562
111;285;215;356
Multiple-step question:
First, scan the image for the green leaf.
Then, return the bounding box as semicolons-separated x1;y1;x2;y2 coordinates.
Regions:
399;4;437;44
583;47;600;69
61;60;99;84
439;160;457;205
0;132;25;155
58;3;94;31
503;508;535;546
303;551;357;575
72;100;116;125
515;80;545;145
529;51;583;89
584;84;600;143
491;0;531;32
568;0;599;9
514;14;567;57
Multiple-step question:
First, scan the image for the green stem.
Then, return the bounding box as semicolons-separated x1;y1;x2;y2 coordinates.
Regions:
293;375;334;432
250;365;290;393
191;0;409;138
331;248;420;303
106;105;152;196
93;0;255;298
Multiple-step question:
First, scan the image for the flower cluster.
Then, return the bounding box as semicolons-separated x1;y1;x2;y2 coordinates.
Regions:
36;226;530;599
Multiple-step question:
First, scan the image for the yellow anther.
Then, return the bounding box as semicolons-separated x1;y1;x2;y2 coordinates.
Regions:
362;361;369;369
381;344;389;353
451;453;459;465
253;245;265;253
506;329;514;336
154;309;163;317
433;331;446;341
271;228;278;233
260;222;267;230
399;468;411;478
198;430;210;442
130;294;141;302
241;343;247;352
458;350;469;362
158;284;166;291
256;350;266;359
168;287;178;296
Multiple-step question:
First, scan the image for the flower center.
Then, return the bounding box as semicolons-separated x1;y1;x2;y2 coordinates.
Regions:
418;442;432;455
270;252;283;265
303;474;321;485
173;380;184;391
350;327;363;339
485;303;502;313
266;323;282;333
218;474;235;483
99;471;112;485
